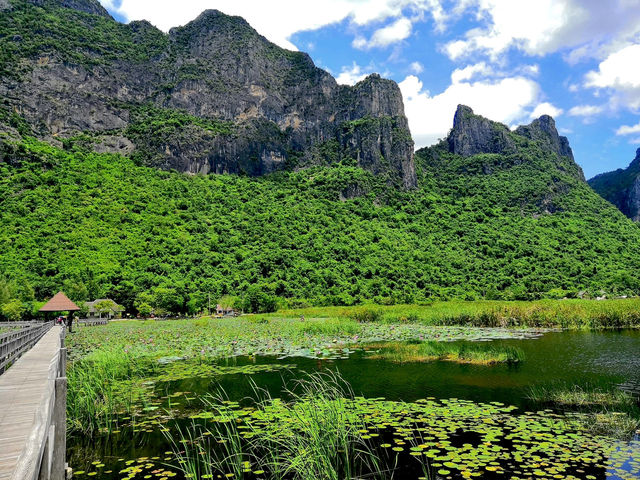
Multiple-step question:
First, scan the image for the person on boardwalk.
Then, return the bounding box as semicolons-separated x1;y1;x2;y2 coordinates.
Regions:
66;313;74;333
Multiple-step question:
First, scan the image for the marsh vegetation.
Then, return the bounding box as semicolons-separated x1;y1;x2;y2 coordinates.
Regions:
65;313;640;480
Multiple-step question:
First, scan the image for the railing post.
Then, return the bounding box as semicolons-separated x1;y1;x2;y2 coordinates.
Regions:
38;427;54;480
51;376;67;480
52;333;67;480
58;348;67;377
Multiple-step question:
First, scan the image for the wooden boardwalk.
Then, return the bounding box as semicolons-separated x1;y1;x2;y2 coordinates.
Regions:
0;326;65;480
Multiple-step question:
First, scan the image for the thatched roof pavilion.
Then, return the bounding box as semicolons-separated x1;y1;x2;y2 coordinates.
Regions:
39;292;80;312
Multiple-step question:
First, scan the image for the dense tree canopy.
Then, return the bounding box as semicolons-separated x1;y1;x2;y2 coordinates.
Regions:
1;134;639;318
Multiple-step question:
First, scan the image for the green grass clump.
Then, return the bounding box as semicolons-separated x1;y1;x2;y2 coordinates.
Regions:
528;384;640;439
529;384;637;408
168;373;384;480
368;341;525;365
67;347;155;434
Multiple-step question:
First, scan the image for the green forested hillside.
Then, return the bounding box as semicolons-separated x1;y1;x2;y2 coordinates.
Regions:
2;134;640;318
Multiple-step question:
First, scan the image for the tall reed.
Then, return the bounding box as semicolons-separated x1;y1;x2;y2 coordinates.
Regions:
67;347;154;434
166;372;386;480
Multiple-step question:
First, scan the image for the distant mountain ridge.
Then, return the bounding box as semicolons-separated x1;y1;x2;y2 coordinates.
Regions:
589;149;640;221
0;0;416;187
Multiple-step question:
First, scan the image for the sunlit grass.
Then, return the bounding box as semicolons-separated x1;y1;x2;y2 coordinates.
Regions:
67;347;156;434
272;298;640;329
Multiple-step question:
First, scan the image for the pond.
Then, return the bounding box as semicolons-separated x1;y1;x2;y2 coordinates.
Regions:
68;329;640;480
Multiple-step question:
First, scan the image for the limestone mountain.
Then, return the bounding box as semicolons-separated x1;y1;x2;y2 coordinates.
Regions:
3;5;640;310
589;149;640;221
0;0;416;187
442;105;584;181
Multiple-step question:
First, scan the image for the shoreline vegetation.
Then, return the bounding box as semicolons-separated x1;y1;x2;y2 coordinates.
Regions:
268;298;640;329
63;299;640;439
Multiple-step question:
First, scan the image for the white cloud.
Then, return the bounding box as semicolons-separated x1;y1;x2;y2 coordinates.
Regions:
442;0;640;62
567;104;604;117
399;74;541;147
450;62;492;83
448;61;540;85
629;137;640;145
518;64;540;77
336;62;372;85
616;121;640;136
409;61;424;74
356;17;413;49
99;0;117;9
100;0;446;51
585;44;640;89
584;43;640;110
530;102;563;119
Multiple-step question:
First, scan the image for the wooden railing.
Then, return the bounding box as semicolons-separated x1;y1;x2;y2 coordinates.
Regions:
78;318;108;326
11;327;67;480
0;321;53;375
0;321;40;328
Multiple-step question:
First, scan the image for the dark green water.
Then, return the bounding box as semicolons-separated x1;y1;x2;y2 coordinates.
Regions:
69;329;640;480
167;329;640;408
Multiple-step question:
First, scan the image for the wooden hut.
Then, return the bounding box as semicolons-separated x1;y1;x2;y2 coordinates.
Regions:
39;292;80;314
85;298;123;319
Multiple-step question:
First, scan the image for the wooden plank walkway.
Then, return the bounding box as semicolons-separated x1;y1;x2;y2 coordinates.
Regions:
0;326;64;480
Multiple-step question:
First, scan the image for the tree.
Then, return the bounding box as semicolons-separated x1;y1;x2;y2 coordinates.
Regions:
151;286;184;316
137;302;152;318
94;299;116;318
240;285;278;314
1;300;24;322
63;279;88;303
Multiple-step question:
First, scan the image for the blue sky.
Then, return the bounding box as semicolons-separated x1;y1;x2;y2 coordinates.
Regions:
100;0;640;178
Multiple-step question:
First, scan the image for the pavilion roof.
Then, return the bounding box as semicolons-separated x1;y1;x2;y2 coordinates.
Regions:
39;291;80;312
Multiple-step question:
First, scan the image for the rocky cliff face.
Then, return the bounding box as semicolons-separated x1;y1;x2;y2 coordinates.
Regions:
515;115;574;162
0;0;416;188
589;149;640;221
447;105;516;157
445;105;585;181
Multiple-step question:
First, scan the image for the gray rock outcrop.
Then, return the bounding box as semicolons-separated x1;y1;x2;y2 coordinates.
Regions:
444;105;585;181
515;115;574;162
447;105;515;157
589;148;640;221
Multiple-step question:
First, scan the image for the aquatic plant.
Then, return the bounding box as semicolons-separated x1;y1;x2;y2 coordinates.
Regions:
67;347;155;434
171;372;385;480
172;373;639;480
366;340;525;365
528;384;640;439
529;384;638;409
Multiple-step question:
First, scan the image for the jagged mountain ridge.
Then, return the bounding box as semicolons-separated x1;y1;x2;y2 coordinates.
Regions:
0;0;416;187
443;105;584;180
589;149;640;221
3;1;640;309
414;105;590;219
